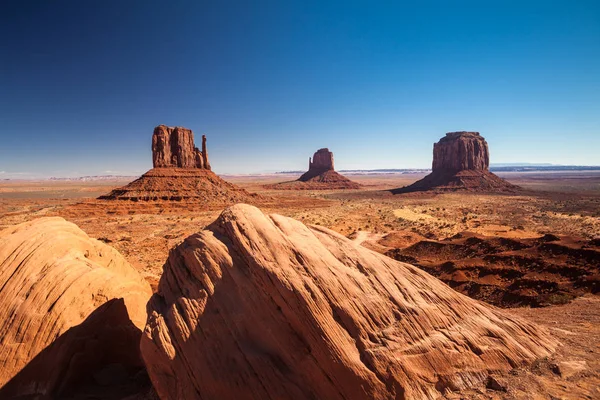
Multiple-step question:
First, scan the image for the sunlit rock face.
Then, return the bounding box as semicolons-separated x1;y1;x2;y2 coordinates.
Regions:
432;131;489;173
152;125;210;170
141;204;556;400
0;217;151;398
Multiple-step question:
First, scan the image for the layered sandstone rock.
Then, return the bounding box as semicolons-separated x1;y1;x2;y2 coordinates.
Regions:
432;132;489;172
269;148;360;190
0;217;152;398
141;204;556;400
99;168;257;203
152;125;210;170
308;148;335;172
394;131;517;193
100;125;257;203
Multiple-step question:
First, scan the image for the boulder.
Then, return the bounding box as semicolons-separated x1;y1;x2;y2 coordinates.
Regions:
141;204;556;400
0;217;152;398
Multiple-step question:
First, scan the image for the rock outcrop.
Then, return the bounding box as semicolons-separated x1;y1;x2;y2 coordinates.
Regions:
0;217;152;398
100;125;258;203
99;168;257;203
385;231;600;307
308;148;335;172
152;125;210;170
269;148;361;190
141;204;556;400
393;132;517;193
432;131;489;173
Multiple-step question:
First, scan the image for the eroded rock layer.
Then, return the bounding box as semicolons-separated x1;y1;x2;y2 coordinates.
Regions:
386;232;600;307
0;217;152;398
98;168;258;203
141;204;556;400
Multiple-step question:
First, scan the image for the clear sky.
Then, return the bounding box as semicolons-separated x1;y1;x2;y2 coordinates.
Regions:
1;1;599;177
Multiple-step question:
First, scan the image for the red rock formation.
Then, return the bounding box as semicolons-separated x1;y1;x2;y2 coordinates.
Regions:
152;125;211;170
141;204;556;400
393;131;517;193
432;132;489;172
99;168;258;202
269;148;360;189
308;148;334;171
386;231;600;308
100;125;258;203
0;217;152;398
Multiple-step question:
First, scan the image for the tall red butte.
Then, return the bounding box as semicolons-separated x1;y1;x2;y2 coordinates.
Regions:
99;125;256;203
151;125;211;170
393;131;518;193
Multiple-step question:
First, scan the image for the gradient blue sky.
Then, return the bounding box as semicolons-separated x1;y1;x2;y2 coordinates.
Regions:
1;1;599;177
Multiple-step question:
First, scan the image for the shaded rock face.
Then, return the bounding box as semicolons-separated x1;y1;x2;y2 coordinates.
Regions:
0;217;152;398
141;204;556;400
152;125;210;170
308;148;334;172
432;131;489;173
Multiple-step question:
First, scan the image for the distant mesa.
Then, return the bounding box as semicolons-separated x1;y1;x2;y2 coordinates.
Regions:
392;131;518;193
267;148;361;190
99;125;257;203
299;147;335;180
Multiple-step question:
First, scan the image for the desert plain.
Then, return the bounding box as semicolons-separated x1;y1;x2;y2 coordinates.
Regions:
1;169;599;399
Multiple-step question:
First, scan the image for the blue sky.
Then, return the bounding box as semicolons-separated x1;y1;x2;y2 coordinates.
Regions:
1;1;599;177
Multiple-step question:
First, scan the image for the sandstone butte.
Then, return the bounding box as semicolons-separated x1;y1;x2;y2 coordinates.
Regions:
393;131;518;193
0;217;152;398
99;125;257;203
141;204;557;400
152;125;211;170
268;148;362;190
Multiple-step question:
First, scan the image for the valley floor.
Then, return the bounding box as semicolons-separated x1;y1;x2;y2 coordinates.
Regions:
1;170;599;399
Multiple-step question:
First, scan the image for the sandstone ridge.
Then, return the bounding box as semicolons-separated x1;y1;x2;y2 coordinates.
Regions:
0;217;152;398
141;204;556;400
